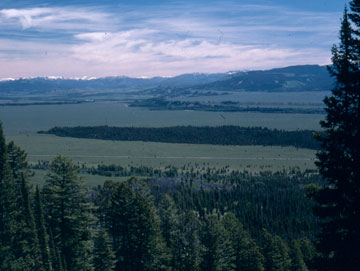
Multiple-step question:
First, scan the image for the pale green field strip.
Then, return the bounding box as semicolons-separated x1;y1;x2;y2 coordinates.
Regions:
8;133;317;172
1;102;324;134
27;154;313;161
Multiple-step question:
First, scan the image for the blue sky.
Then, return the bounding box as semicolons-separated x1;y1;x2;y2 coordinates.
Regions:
0;0;349;79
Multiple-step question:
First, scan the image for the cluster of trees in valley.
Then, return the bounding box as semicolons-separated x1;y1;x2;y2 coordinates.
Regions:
40;125;321;150
129;98;325;114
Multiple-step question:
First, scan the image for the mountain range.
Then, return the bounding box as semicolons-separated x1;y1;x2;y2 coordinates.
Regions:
0;65;333;98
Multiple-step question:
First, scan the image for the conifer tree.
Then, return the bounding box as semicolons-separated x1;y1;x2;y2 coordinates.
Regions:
170;210;201;271
34;186;52;271
0;122;16;269
107;182;168;271
158;195;178;250
42;155;93;271
261;230;291;271
9;175;44;271
93;229;116;271
199;214;235;271
298;237;316;267
7;141;32;180
48;228;63;271
289;240;307;271
222;213;264;271
312;4;360;270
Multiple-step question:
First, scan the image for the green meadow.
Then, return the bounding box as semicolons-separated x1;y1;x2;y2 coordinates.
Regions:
1;102;322;185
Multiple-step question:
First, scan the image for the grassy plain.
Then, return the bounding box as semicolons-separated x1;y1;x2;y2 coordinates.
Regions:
11;133;316;171
1;101;321;185
1;102;324;135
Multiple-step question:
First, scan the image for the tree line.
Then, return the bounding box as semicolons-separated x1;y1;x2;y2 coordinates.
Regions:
39;125;321;150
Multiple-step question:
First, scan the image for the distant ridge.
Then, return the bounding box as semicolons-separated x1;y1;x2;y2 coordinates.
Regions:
0;65;333;95
193;65;333;92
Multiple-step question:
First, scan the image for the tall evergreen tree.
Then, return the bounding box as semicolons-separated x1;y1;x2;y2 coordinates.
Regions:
93;229;116;271
8;175;44;271
107;182;168;271
7;141;32;181
261;230;291;271
222;213;264;271
48;228;63;271
34;186;52;271
298;237;316;267
289;240;307;271
312;5;360;270
170;210;201;271
199;214;235;271
42;155;94;271
0;122;16;269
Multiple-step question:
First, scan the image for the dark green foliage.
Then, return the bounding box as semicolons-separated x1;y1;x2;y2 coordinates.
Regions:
261;231;292;271
222;213;264;271
312;4;360;270
298;237;316;266
159;170;320;240
48;228;64;271
169;210;201;271
34;186;52;271
7;141;32;180
93;229;116;271
199;214;235;271
40;125;320;149
8;175;44;271
1;124;42;270
42;155;94;271
106;182;168;271
289;240;307;271
0;122;16;269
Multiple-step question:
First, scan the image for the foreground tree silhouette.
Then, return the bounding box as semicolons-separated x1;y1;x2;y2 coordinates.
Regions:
43;155;94;271
107;182;168;271
313;4;360;270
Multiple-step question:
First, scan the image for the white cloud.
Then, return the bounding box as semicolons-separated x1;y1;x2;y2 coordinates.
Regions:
0;3;340;78
0;7;110;31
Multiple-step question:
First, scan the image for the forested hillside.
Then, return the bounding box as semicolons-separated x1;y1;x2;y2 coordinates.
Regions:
1;123;319;270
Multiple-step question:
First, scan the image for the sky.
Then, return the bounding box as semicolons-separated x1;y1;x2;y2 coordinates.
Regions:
0;0;349;79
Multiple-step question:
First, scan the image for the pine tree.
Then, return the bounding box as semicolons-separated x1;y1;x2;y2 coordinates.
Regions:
107;182;168;271
199;214;235;271
9;175;44;271
7;141;32;180
289;240;307;271
34;186;52;271
93;229;116;271
222;213;264;271
261;230;291;271
298;237;316;267
48;228;63;271
170;210;201;271
42;155;94;271
312;5;360;270
0;122;16;269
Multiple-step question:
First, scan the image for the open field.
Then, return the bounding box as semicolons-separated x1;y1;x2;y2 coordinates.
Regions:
1;102;324;135
9;133;316;172
1;101;320;186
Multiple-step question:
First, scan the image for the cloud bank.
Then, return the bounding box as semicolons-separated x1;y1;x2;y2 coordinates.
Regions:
0;2;343;78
